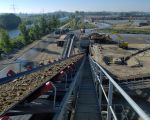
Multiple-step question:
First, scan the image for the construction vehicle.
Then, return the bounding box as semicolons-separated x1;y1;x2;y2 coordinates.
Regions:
119;41;128;49
80;28;85;33
110;32;128;49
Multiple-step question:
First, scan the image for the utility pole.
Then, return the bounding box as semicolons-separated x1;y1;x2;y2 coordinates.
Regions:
10;0;16;13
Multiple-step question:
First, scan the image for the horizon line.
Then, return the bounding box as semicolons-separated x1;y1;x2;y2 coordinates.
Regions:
0;10;150;14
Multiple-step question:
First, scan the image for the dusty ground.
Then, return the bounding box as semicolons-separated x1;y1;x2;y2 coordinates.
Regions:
91;44;150;80
113;22;150;30
34;36;79;64
34;42;63;64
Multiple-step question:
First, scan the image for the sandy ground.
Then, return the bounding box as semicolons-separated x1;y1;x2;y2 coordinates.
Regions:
34;43;63;64
34;36;79;64
91;44;150;80
113;22;150;30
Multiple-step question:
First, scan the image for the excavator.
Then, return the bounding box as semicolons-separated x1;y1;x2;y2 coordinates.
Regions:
111;32;128;49
119;41;128;49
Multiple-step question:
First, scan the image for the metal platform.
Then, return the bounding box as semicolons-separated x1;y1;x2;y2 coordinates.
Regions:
73;59;101;120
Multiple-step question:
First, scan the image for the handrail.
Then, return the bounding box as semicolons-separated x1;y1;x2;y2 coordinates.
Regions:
53;56;86;120
62;35;71;58
89;55;150;120
62;33;75;58
67;35;75;57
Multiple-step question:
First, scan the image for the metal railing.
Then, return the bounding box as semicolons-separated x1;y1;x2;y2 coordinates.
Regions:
53;56;86;120
62;35;71;58
89;55;150;120
67;35;75;58
62;34;75;58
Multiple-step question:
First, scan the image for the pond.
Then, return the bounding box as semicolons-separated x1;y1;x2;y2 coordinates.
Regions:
8;29;20;39
8;24;33;39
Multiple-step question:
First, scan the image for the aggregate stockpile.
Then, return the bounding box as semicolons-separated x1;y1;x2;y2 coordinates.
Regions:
80;33;112;43
89;33;113;44
91;43;150;81
0;54;84;113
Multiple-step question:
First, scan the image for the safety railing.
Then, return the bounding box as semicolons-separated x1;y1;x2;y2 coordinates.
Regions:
62;33;75;58
53;56;86;120
89;55;150;120
62;35;71;58
67;35;75;58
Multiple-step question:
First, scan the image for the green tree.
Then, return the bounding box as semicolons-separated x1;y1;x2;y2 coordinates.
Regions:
11;36;24;49
69;18;78;29
48;16;60;31
51;16;60;28
75;11;80;17
0;14;21;30
69;13;75;19
29;28;35;40
39;17;47;35
47;20;52;32
19;22;30;45
0;29;12;53
34;24;41;39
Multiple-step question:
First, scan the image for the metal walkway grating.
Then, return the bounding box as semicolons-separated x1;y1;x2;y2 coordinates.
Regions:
73;59;101;120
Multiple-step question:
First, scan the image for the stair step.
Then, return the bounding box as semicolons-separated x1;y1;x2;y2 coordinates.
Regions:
74;113;101;120
75;104;100;113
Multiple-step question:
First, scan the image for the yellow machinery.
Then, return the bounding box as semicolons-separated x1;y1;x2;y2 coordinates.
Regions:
119;41;128;49
111;32;128;49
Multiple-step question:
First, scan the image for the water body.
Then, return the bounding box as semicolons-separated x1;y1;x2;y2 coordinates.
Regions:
110;34;150;44
8;24;33;39
8;17;68;39
94;22;150;44
95;22;112;29
8;29;20;39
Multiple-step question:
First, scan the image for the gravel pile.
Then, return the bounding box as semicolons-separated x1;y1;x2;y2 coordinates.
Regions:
0;54;83;113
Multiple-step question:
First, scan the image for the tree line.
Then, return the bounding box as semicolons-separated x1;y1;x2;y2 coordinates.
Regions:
0;14;21;30
66;17;95;30
0;16;60;55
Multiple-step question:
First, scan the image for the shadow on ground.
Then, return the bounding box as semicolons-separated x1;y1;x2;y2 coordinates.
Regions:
32;48;60;55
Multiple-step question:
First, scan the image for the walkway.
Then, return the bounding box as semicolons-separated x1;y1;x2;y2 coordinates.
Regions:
73;58;101;120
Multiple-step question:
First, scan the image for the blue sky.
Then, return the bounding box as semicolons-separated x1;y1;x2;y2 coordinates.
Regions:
0;0;150;13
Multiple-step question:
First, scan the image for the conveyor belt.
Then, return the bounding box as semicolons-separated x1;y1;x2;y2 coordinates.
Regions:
0;54;84;116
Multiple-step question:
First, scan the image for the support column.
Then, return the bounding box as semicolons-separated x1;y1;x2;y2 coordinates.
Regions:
98;70;102;111
107;81;113;120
